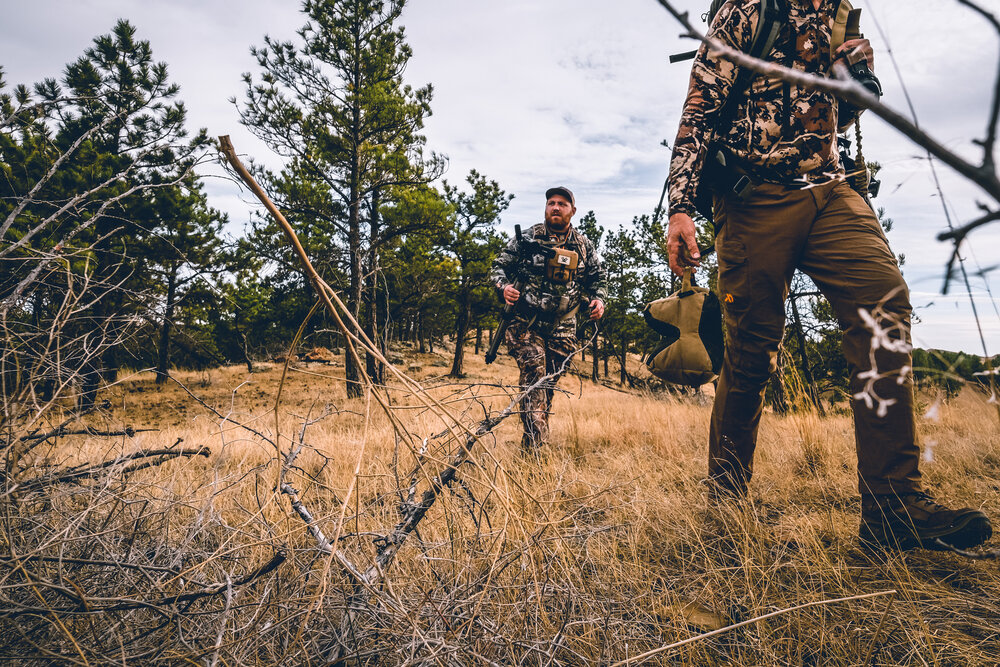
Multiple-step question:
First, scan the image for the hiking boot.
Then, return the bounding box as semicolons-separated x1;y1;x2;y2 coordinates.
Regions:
859;492;992;551
704;477;748;504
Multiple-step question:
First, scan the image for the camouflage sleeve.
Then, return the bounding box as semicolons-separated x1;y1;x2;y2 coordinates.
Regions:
489;235;520;288
580;237;608;303
666;1;759;217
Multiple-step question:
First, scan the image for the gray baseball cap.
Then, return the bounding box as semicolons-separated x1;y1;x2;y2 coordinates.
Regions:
545;186;575;206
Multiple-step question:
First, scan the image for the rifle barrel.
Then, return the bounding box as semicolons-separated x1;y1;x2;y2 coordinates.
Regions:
485;279;524;364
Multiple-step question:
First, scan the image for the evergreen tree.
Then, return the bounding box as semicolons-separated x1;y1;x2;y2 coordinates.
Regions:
380;184;453;352
602;224;649;385
441;170;512;377
576;210;605;381
1;22;209;410
139;174;228;383
238;0;443;396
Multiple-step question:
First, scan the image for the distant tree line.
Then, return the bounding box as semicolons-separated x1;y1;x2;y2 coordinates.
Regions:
3;2;993;414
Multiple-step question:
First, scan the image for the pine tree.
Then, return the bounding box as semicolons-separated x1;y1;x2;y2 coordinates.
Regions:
238;0;443;396
441;171;512;377
139;174;228;384
1;22;209;410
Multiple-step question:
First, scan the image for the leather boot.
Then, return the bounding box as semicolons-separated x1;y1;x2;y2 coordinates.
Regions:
860;492;992;550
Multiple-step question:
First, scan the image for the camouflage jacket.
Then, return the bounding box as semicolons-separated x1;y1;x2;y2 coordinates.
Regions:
668;0;856;217
490;223;608;335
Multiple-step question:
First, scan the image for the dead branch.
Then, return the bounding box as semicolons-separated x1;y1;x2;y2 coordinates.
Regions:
0;549;286;617
958;0;1000;170
933;538;1000;559
0;555;184;576
608;589;897;666
18;425;156;443
17;447;210;493
937;208;1000;244
327;330;597;662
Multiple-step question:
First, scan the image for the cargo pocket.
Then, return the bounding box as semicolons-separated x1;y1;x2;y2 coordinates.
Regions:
716;236;751;329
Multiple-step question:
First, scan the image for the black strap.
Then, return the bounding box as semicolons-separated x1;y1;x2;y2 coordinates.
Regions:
715;0;787;132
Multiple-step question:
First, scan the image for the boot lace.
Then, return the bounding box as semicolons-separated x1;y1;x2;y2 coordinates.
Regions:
902;491;948;513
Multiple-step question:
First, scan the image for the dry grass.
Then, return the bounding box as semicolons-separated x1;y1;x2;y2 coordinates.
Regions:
2;345;999;665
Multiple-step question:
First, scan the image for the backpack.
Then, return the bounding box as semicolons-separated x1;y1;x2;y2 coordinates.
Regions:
527;223;589;268
670;0;860;222
643;269;724;387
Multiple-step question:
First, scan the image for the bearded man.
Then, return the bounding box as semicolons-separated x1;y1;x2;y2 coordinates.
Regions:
490;186;607;449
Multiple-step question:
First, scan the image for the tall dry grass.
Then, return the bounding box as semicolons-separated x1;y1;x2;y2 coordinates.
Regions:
2;345;999;665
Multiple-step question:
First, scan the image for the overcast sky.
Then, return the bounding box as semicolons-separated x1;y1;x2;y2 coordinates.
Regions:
2;0;999;354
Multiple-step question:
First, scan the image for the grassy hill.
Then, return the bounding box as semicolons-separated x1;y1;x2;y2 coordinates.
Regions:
2;346;999;664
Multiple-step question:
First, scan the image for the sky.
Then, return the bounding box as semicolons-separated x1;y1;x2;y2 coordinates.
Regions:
2;0;999;355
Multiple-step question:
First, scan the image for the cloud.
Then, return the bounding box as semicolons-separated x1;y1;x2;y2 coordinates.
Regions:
2;0;999;352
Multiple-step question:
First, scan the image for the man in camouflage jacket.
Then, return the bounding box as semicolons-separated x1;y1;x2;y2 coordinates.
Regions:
665;0;991;550
491;186;607;449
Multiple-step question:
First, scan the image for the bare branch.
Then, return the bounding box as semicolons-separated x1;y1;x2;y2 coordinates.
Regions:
0;550;286;617
937;208;1000;244
17;447;210;493
958;0;1000;170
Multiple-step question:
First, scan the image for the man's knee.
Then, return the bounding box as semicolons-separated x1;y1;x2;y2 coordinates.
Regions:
848;282;913;349
727;324;782;381
727;344;778;388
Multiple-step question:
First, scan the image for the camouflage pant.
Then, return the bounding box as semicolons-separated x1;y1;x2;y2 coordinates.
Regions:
505;319;578;448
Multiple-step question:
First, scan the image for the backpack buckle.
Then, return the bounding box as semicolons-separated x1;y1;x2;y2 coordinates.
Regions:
732;175;756;199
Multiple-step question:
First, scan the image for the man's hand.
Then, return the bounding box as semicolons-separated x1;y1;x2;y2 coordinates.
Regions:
667;212;701;276
588;299;605;320
502;283;520;306
836;38;873;71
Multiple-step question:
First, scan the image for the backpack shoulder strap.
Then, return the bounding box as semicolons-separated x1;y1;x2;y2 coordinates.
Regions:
748;0;786;61
830;0;855;54
731;0;786;96
715;0;787;130
568;228;589;265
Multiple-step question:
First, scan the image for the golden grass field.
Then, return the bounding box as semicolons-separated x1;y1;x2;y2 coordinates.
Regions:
8;343;1000;665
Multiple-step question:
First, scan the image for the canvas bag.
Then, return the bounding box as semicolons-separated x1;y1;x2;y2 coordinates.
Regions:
643;269;724;387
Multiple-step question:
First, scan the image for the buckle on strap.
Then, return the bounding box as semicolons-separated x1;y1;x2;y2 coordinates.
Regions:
732;175;756;199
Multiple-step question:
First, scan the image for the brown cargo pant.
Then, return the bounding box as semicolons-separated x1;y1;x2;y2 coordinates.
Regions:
711;179;922;499
506;319;578;448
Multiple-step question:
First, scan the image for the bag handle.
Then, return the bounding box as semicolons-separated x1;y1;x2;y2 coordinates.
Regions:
681;267;694;293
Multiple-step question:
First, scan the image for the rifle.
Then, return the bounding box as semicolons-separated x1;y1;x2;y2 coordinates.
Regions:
484;225;556;364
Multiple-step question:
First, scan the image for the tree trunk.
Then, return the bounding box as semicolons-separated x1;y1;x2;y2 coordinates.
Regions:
233;305;254;373
346;221;363;397
475;326;483;355
365;188;384;385
769;345;790;414
450;279;471;377
592;333;600;382
789;295;826;415
155;263;179;385
603;343;609;378
78;254;111;412
619;338;628;385
344;49;364;399
32;290;53;401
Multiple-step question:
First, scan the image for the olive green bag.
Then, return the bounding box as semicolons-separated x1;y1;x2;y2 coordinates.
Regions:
643;269;724;387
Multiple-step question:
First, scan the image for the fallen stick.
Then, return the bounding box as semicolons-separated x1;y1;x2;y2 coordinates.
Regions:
609;589;897;666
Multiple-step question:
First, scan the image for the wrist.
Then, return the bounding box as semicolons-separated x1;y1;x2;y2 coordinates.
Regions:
668;206;694;221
